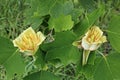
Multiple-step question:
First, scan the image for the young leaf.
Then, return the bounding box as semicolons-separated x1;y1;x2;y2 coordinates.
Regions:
48;15;74;32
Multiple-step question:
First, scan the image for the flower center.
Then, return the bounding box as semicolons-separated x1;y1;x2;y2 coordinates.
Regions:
86;27;101;43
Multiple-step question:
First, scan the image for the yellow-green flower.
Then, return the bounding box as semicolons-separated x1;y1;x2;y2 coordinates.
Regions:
82;26;107;65
82;26;107;51
73;26;107;66
13;27;45;55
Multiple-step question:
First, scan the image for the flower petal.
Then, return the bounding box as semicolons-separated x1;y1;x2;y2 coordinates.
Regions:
89;44;101;51
37;31;46;45
100;36;107;43
82;37;91;50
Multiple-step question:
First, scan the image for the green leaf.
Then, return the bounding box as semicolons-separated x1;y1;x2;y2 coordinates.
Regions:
74;6;104;37
48;15;74;32
24;0;56;29
35;48;46;70
50;0;83;24
31;0;56;16
42;31;77;51
0;37;16;64
25;15;43;29
23;71;61;80
107;15;120;53
94;52;120;80
87;51;96;65
36;0;56;16
46;46;80;66
41;31;80;66
78;0;96;12
70;8;83;24
50;1;74;18
0;37;25;79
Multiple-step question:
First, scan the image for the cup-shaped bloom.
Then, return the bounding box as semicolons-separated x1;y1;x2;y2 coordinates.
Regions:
13;27;45;55
73;26;107;66
81;26;107;51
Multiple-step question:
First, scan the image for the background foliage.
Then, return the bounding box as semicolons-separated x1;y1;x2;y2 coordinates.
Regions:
0;0;120;80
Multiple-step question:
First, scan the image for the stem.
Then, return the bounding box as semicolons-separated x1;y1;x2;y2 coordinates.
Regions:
82;50;91;66
25;56;36;72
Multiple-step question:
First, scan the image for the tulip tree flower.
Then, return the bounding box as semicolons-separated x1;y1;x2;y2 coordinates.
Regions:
13;27;45;55
73;26;107;66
